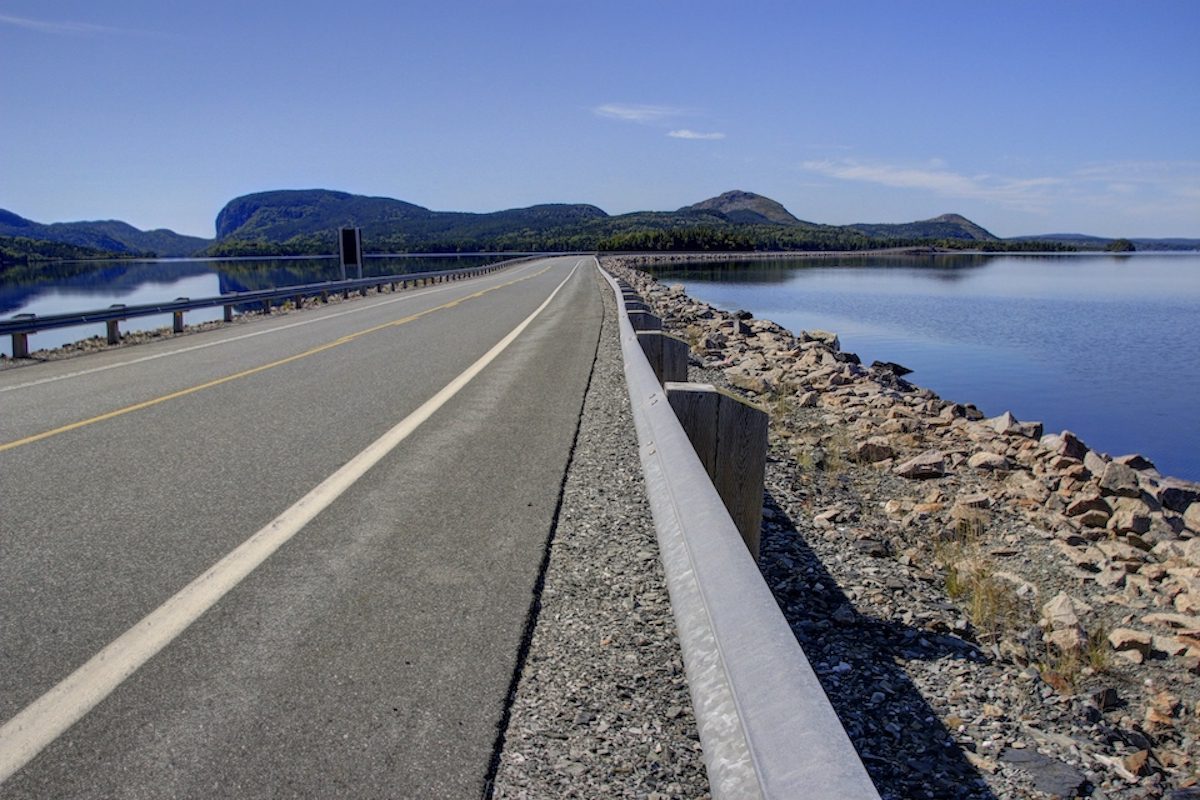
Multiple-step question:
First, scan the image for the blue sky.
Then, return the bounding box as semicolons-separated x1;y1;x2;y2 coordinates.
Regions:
2;0;1197;239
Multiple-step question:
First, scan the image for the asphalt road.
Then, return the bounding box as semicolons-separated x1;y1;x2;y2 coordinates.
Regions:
0;256;603;797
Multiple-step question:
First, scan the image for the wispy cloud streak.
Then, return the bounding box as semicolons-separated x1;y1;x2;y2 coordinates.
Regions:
0;13;127;35
802;156;1200;231
668;129;725;140
801;158;1062;210
593;103;689;123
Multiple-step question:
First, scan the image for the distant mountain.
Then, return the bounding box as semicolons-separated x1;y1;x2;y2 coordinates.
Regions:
10;189;1194;260
215;189;608;244
0;209;210;257
0;234;136;269
849;213;998;242
680;190;810;226
209;188;877;254
215;190;433;240
1015;233;1200;251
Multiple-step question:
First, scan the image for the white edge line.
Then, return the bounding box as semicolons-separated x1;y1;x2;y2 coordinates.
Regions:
0;259;583;784
0;260;543;395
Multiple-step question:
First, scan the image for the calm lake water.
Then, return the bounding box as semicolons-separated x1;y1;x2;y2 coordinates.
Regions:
651;253;1200;481
0;254;503;357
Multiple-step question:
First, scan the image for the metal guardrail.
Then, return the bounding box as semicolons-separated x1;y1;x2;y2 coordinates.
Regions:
2;256;538;357
600;264;880;799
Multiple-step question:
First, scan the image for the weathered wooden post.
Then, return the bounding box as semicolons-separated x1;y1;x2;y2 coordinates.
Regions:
627;310;661;332
625;300;652;314
106;305;126;344
666;382;769;559
11;314;35;359
636;331;689;385
172;301;186;333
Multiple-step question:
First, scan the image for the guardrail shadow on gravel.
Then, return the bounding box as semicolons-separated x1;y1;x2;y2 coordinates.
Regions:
759;489;1000;800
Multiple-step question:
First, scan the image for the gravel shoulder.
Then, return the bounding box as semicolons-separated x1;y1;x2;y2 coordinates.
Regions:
490;267;709;799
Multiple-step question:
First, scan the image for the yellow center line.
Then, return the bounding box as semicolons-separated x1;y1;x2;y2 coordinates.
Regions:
0;264;554;454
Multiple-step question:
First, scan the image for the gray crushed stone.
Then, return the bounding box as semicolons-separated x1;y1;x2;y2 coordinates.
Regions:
490;268;710;799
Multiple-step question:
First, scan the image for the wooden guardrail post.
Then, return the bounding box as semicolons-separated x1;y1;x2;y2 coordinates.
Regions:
665;382;768;559
636;331;689;385
625;300;651;314
627;310;661;331
224;304;234;322
106;305;126;344
11;314;34;358
172;298;188;333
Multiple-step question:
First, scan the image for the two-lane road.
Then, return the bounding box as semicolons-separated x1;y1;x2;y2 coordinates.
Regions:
0;256;603;797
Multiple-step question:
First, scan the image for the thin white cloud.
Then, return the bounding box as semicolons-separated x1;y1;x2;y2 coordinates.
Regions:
593;103;689;124
1067;161;1200;224
801;158;1062;211
668;129;725;141
801;156;1200;232
0;12;127;35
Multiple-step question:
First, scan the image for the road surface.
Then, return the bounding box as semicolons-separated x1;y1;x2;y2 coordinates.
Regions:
0;256;603;797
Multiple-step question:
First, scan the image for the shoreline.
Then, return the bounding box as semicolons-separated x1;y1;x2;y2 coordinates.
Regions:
602;254;1199;797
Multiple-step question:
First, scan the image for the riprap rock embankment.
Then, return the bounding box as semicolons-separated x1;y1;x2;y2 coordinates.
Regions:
605;255;1199;799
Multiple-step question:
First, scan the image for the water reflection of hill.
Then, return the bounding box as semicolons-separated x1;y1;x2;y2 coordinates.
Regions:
1;255;506;317
213;255;496;292
650;254;1054;284
0;260;215;316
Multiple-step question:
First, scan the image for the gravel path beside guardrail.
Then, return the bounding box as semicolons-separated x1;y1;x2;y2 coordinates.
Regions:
491;268;710;799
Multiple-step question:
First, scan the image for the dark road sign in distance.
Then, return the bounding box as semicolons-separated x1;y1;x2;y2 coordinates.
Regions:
340;227;362;266
339;227;364;279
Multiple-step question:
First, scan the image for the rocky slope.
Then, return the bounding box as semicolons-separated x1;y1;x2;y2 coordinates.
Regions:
604;255;1199;799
